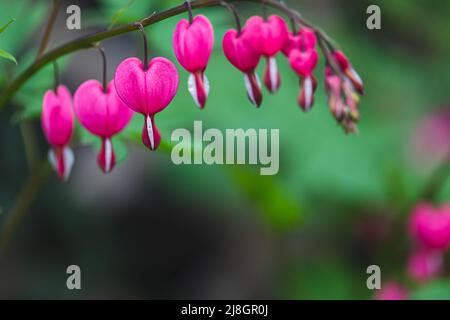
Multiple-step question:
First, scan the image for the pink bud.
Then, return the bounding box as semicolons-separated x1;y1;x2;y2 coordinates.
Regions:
298;76;317;112
375;282;408;300
409;203;450;250
325;71;344;119
223;29;262;107
282;27;317;57
114;57;179;150
74;80;133;173
41;85;75;181
173;15;214;109
407;249;443;283
333;50;364;94
243;15;289;93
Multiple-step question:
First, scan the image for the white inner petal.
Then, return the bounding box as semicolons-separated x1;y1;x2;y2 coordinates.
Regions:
48;149;57;172
188;73;200;107
105;138;112;173
350;68;363;86
204;74;210;97
304;77;313;109
244;74;256;105
63;147;74;181
188;73;210;108
146;114;155;150
269;57;278;91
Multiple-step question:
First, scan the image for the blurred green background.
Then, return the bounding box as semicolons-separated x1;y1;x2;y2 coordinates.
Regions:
0;0;449;299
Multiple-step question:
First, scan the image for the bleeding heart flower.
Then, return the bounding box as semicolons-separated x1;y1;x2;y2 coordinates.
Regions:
114;57;179;150
223;28;262;107
288;49;318;111
407;249;443;283
74;80;133;173
41;85;75;181
409;203;450;250
173;15;214;109
333;50;364;94
282;27;317;57
243;15;288;93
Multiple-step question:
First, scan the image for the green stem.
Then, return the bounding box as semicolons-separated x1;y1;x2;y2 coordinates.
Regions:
37;0;62;58
0;0;335;110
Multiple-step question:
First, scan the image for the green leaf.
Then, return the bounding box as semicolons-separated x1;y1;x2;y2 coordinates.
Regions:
0;48;17;64
0;18;14;34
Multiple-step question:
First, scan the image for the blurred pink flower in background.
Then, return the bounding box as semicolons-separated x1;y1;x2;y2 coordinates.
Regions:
407;249;443;283
409;203;450;251
411;108;450;168
375;282;408;300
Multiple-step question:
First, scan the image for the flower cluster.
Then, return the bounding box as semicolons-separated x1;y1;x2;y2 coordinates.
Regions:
40;3;364;180
376;202;450;300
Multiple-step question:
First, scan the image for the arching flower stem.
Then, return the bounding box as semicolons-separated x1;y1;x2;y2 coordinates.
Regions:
0;0;340;110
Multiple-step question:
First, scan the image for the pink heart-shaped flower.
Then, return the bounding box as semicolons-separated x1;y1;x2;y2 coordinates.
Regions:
74;80;133;173
282;27;317;57
114;57;179;150
243;15;288;57
42;85;74;148
42;85;75;181
223;29;261;73
115;57;179;116
173;15;214;73
74;80;133;138
288;49;318;77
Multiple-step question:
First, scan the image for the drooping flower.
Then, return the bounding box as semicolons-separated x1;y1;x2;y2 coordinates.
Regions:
223;28;262;107
407;249;443;283
74;80;133;173
333;50;364;94
243;15;288;93
114;57;179;150
41;85;75;181
282;27;317;57
374;282;408;300
288;48;318;111
409;203;450;250
173;15;214;109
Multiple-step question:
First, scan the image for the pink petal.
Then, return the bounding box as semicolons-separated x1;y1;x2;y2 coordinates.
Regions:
288;49;318;77
41;85;74;147
223;29;261;73
114;57;179;115
244;15;288;57
73;80;133;138
173;15;214;73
